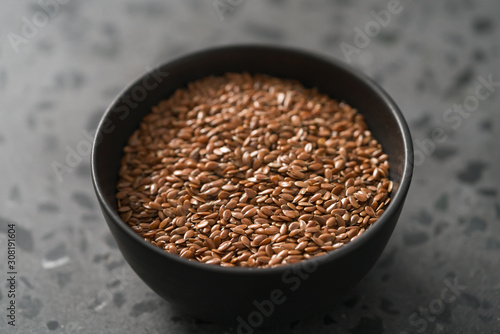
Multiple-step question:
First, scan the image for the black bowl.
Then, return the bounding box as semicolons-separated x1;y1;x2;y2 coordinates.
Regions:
91;45;413;328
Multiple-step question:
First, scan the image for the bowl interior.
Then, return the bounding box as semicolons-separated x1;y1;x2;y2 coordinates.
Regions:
93;46;411;218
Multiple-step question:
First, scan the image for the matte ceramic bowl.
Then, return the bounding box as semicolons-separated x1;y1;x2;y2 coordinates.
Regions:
91;45;413;328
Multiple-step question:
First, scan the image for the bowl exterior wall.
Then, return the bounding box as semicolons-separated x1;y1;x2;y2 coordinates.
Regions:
100;201;405;325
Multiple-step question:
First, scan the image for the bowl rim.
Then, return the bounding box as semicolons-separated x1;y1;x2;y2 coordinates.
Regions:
91;44;413;276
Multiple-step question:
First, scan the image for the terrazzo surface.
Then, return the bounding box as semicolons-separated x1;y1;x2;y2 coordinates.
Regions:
0;1;499;333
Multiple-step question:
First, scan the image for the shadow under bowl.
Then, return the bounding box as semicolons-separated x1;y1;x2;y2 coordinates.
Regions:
91;45;413;327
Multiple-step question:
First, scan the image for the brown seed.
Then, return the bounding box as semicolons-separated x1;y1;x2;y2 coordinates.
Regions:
346;186;356;196
309;163;323;171
196;221;209;229
205;238;216;249
307;186;320;193
280;224;288;235
283;210;299;218
332;185;343;195
335;214;346;226
349;196;360;208
305;246;318;253
312;237;324;246
296;241;308;251
223;209;232;220
326;217;336;227
226;199;238;210
269;256;283;266
355;191;368;202
155;235;170;243
172;226;188;235
305;226;320;233
251;234;267;247
206;258;221;265
245;188;257;198
289;229;303;237
184;230;195;239
280;193;294;201
241;235;251;248
220;229;230;241
244;208;258;218
331;208;345;216
365;206;376;217
295;181;308;188
260;237;272;246
233;227;246;235
221;252;235;263
337;233;347;239
265;226;280;235
232;212;244;219
148;202;162;211
347;228;359;238
217;241;232;252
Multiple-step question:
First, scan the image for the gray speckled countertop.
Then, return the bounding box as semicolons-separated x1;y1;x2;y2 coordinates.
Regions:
0;1;499;333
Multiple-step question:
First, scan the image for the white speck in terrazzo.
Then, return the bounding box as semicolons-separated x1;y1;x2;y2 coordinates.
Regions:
42;256;70;269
